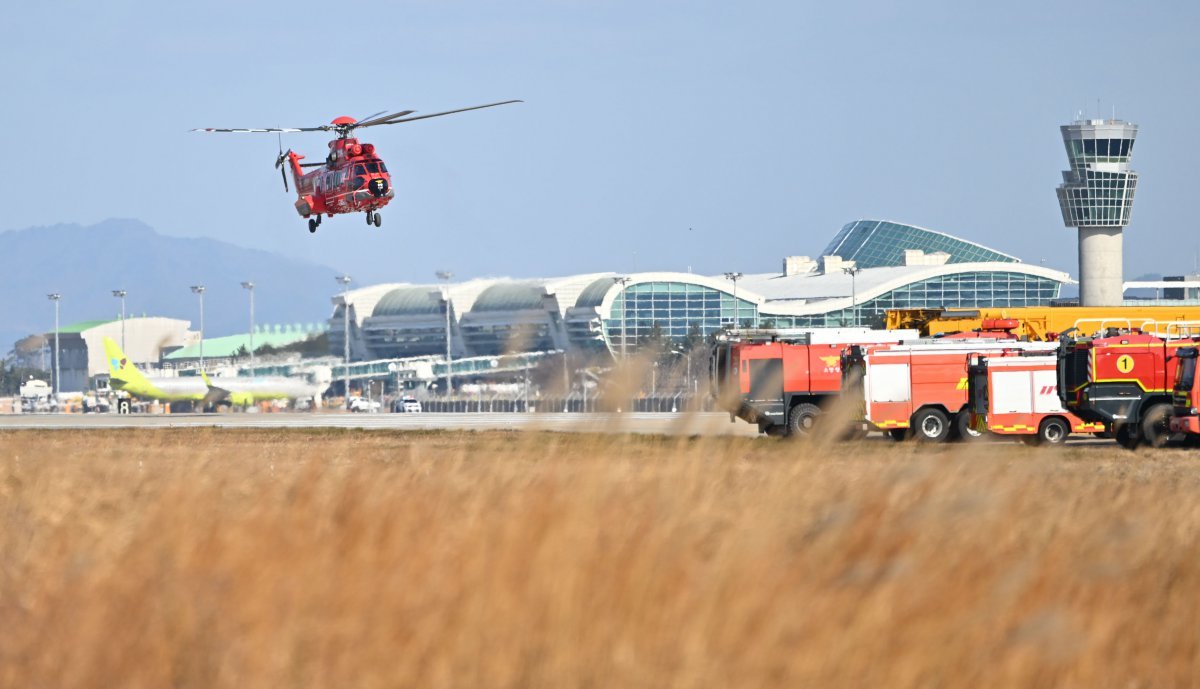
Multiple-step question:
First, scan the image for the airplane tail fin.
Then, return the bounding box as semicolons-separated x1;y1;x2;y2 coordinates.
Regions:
102;337;152;390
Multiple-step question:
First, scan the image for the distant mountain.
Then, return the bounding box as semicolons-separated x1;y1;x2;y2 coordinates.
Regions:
0;219;340;351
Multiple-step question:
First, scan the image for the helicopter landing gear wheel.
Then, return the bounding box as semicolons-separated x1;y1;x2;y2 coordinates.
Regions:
372;212;382;227
366;212;372;226
307;218;317;233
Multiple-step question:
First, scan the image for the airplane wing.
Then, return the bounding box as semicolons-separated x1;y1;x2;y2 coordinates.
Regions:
199;370;231;405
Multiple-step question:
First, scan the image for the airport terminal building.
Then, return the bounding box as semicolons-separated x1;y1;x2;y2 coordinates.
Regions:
331;220;1072;361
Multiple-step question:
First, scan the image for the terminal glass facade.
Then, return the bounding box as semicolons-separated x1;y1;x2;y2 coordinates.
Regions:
761;271;1062;328
604;282;757;349
821;220;1016;268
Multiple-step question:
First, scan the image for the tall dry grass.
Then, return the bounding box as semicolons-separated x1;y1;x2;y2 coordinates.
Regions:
2;428;1200;688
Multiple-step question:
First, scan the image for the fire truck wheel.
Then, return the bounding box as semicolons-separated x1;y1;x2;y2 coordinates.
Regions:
887;428;909;442
1037;417;1070;446
954;410;984;442
1139;403;1174;448
787;403;821;437
1114;423;1138;450
912;408;951;443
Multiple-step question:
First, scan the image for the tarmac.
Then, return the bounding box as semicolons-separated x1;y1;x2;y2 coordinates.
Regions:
0;411;762;437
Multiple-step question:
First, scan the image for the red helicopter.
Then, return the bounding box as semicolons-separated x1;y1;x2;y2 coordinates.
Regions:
193;100;521;233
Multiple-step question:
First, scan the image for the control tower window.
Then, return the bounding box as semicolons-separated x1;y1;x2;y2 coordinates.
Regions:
1082;140;1095;156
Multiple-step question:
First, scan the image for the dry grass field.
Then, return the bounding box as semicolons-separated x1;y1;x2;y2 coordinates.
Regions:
3;427;1199;688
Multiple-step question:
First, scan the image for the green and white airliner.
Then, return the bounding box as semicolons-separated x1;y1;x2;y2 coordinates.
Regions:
103;337;325;407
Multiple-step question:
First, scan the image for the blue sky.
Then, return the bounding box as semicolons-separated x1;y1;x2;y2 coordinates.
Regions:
4;0;1198;284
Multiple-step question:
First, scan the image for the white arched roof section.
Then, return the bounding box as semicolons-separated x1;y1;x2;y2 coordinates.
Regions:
596;272;769;314
545;273;616;315
750;263;1073;317
334;283;408;326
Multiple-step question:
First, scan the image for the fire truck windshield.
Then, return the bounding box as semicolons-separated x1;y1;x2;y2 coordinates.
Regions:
1176;355;1196;392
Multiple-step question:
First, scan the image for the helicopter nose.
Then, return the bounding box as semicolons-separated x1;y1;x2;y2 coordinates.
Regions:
368;178;389;198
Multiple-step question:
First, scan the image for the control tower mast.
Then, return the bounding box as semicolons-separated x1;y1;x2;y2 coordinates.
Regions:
1056;118;1139;306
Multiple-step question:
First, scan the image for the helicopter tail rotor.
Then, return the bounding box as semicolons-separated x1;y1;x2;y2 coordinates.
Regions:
275;134;290;193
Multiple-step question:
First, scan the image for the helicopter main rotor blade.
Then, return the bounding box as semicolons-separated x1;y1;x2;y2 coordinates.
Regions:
352;110;416;129
356;110;388;124
191;126;329;134
356;100;522;128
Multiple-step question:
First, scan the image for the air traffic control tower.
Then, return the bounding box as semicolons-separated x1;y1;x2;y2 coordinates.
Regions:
1056;118;1139;306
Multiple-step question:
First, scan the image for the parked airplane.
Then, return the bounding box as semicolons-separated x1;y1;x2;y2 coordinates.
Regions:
103;337;326;408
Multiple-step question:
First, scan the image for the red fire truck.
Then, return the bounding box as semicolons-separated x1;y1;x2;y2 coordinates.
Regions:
1058;328;1200;448
853;339;1059;442
966;353;1103;445
710;328;918;436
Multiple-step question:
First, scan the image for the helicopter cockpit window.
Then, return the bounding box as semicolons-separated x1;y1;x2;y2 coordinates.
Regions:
364;162;380;174
353;164;367;177
378;162;387;173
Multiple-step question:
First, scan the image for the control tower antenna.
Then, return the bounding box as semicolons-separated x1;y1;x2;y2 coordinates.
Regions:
1055;117;1139;306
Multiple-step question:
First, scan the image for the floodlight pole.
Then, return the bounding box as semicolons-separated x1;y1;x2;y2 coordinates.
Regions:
723;272;743;328
436;270;454;395
47;293;61;399
111;290;127;351
612;276;631;359
190;285;206;369
842;266;861;326
336;275;352;409
241;282;255;372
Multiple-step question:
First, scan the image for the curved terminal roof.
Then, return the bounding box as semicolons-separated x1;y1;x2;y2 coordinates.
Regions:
372;287;443;317
576;277;619;308
472;282;548;312
821;220;1017;269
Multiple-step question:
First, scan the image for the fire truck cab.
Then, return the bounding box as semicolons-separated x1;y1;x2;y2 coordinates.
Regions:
1169;347;1200;437
1058;329;1200;448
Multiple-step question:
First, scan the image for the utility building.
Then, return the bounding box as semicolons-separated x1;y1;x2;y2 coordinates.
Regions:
1056;118;1139;306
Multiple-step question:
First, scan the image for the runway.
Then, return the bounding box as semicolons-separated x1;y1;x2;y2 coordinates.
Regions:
0;412;762;437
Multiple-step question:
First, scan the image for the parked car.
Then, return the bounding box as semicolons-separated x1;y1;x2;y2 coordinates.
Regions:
393;396;422;413
348;397;382;413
